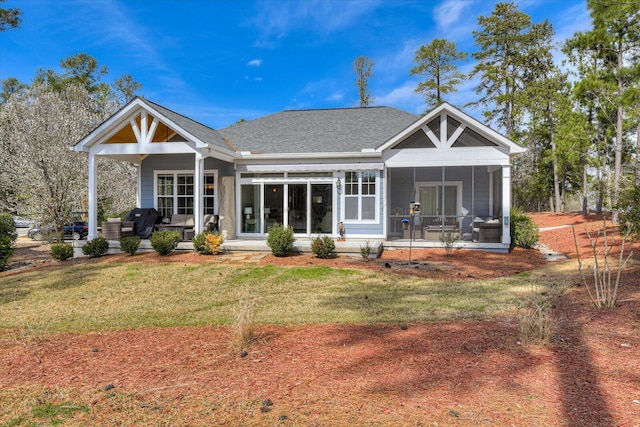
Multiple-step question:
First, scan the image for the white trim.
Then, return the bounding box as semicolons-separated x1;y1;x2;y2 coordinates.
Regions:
88;153;98;240
153;169;218;218
236;162;384;172
415;181;463;217
341;170;380;225
447;123;467;147
236;176;338;237
376;102;525;155
238;152;382;160
74;98;237;160
502;166;511;244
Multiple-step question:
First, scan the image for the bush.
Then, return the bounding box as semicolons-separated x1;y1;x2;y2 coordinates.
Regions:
149;229;181;256
119;235;141;256
311;235;337;259
0;235;13;271
0;213;17;242
517;286;554;345
50;243;73;261
81;237;109;257
510;209;539;248
266;223;295;257
360;240;372;261
192;231;224;255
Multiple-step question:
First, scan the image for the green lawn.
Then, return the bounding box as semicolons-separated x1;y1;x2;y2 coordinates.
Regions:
0;260;565;334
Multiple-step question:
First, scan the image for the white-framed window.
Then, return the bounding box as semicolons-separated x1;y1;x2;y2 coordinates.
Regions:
154;170;217;217
343;170;378;222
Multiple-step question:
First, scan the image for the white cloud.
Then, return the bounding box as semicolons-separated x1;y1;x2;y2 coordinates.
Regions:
433;0;469;30
251;0;382;46
375;82;424;112
247;59;262;67
326;92;344;102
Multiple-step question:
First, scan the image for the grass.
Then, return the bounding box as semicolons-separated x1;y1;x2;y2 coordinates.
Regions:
0;260;568;335
0;259;579;426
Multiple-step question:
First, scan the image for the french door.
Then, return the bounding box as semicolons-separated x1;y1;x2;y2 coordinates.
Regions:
242;181;334;235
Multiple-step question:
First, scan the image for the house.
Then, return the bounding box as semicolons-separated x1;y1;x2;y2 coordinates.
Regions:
73;98;524;252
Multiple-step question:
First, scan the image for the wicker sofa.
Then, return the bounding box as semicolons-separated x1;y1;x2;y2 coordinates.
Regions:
155;214;195;241
422;217;459;240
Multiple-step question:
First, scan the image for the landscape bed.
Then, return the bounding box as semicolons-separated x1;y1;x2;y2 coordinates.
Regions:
1;212;639;426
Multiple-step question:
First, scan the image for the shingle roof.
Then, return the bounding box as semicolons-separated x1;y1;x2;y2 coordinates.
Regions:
143;99;233;153
218;107;418;154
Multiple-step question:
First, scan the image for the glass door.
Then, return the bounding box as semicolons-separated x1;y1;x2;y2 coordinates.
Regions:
264;184;284;232
288;184;307;233
311;184;332;234
418;185;458;216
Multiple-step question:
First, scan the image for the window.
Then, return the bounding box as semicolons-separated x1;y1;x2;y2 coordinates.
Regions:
155;170;217;217
157;174;174;218
203;174;215;214
177;174;194;214
344;170;377;221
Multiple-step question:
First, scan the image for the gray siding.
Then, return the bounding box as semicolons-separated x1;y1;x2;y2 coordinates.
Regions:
140;154;234;209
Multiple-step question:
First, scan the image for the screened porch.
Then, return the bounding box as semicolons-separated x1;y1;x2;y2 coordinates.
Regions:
387;165;510;245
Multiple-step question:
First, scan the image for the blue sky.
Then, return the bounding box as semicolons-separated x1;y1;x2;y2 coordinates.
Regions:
1;0;590;129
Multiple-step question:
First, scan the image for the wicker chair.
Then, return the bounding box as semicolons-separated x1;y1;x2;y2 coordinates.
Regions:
101;218;135;240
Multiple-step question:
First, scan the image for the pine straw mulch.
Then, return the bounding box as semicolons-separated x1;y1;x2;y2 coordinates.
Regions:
1;212;640;426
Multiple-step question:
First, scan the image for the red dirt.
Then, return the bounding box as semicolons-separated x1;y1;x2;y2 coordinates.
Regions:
2;212;640;425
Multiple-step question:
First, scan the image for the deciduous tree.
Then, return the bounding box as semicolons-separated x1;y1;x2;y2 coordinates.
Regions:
353;56;375;107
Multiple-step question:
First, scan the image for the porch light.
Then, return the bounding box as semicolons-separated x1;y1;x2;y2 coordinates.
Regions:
336;177;342;194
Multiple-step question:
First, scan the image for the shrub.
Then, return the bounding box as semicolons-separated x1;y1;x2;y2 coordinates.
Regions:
517;286;554;345
81;237;109;257
149;229;181;256
119;235;141;256
205;233;224;254
266;223;295;257
510;208;539;248
193;231;224;255
440;231;460;257
360;240;372;261
231;293;258;353
0;235;13;271
50;243;73;261
0;213;17;241
311;235;337;259
192;232;208;254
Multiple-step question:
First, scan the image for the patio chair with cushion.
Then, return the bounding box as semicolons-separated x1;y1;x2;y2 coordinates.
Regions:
101;218;135;240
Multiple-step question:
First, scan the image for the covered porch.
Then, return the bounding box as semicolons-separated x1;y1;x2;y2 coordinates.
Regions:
386;165;511;247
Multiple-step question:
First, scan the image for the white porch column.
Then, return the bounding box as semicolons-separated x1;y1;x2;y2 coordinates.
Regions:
88;153;98;240
501;165;511;245
194;153;204;234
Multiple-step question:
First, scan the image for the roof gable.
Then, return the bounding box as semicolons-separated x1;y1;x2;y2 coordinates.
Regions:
378;102;524;155
74;98;236;160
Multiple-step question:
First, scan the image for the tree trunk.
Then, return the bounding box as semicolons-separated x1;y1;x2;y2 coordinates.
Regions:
548;103;562;212
636;122;640;187
549;195;555;213
582;157;588;216
612;103;623;223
